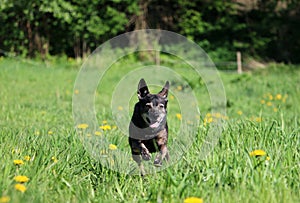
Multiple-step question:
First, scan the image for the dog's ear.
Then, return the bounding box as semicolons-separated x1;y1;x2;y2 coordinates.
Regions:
137;78;149;99
158;81;169;98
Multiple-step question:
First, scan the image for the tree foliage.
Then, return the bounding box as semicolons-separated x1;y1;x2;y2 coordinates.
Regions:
0;0;299;63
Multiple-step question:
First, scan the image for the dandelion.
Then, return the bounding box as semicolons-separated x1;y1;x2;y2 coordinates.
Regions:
177;85;182;91
206;113;212;118
0;196;10;203
102;120;108;124
109;144;117;150
35;131;40;136
260;99;265;104
266;102;272;106
14;184;26;193
184;197;203;203
170;95;175;100
24;156;30;161
117;106;123;111
41;111;47;115
77;123;88;129
74;89;79;94
100;125;111;130
266;156;271;161
275;94;282;100
112;125;117;129
51;156;58;163
214;112;222;118
268;94;273;100
273;108;278;112
48;130;53;135
237;110;243;115
250;149;266;157
255;117;262;122
175;113;182;120
14;175;29;183
282;94;288;103
94;131;102;136
222;115;229;120
13;160;24;165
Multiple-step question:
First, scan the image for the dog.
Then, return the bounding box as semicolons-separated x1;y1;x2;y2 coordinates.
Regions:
129;78;169;176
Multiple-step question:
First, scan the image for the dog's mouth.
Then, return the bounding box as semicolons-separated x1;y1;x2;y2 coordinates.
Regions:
142;114;164;129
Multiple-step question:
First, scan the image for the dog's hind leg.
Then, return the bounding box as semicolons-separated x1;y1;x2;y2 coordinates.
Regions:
154;145;169;167
132;154;145;176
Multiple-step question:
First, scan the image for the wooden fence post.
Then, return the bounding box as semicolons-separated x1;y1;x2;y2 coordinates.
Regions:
237;51;242;74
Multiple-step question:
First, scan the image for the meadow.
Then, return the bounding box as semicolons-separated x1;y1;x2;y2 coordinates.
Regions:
0;56;299;203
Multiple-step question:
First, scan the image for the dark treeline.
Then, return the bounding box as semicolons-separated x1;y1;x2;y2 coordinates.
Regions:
1;0;299;63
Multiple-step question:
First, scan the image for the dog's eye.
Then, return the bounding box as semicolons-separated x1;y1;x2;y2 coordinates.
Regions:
146;103;152;108
158;103;164;108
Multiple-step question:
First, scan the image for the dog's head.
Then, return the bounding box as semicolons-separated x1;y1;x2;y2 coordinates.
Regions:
137;78;169;129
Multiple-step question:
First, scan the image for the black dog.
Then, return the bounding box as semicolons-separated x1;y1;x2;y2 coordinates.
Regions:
129;78;169;176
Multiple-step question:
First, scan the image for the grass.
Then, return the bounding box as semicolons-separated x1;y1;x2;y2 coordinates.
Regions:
0;56;299;203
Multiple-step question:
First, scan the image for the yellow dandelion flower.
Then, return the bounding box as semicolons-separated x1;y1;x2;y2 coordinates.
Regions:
100;125;111;130
94;131;102;136
35;131;40;136
102;120;108;124
222;115;229;120
86;133;91;137
117;106;123;111
214;113;222;118
266;102;272;106
48;130;53;135
13;160;24;165
266;156;271;161
255;117;262;122
170;95;175;100
14;184;26;193
268;95;273;100
14;175;29;183
112;125;117;129
207;117;213;123
206;113;212;118
184;197;203;203
176;113;182;120
250;149;266;157
237;110;243;115
177;85;182;91
260;99;265;104
273;108;278;112
74;89;79;94
51;156;58;163
275;94;282;100
282;94;288;103
24;156;30;161
109;144;117;150
0;196;10;203
77;123;88;129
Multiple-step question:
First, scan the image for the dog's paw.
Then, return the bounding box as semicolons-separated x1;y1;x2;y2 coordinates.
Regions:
153;158;162;167
141;151;151;161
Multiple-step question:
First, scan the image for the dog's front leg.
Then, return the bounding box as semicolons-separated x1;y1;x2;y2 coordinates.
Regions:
140;143;151;161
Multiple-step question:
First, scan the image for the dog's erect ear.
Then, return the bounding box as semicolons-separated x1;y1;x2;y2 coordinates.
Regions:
137;78;149;99
158;81;169;98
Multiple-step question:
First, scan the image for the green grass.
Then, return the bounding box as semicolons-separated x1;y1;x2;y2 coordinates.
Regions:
0;57;299;203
